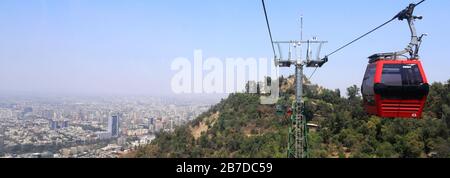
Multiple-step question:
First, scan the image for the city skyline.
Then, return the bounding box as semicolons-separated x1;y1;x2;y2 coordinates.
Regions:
0;94;211;158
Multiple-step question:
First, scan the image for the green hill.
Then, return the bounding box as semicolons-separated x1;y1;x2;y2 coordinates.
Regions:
132;77;450;158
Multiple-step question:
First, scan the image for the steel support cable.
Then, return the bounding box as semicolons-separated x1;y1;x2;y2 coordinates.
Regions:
310;15;398;80
308;67;318;80
325;17;396;59
261;0;277;58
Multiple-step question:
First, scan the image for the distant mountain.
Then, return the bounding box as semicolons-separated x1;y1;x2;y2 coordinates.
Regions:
129;77;450;158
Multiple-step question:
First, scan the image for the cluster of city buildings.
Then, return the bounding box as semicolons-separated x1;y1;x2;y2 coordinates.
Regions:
0;96;213;158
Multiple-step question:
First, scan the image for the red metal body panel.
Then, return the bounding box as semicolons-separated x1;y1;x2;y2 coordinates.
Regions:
374;96;427;118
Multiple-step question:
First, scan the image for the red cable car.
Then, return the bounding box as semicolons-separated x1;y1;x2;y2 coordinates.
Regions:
361;2;429;119
362;55;429;118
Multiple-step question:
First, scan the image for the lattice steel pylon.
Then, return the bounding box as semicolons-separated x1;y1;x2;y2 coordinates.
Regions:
287;65;308;158
261;0;328;158
273;40;327;158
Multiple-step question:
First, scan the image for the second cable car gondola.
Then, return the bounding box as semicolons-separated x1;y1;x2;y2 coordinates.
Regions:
361;2;429;119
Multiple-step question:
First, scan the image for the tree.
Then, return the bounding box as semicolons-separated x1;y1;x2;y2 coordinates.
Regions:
346;85;360;100
401;131;425;158
375;142;397;158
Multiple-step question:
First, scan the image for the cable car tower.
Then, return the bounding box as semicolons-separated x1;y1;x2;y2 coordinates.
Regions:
262;0;328;158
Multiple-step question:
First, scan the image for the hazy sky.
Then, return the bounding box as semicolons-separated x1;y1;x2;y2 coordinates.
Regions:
0;0;449;97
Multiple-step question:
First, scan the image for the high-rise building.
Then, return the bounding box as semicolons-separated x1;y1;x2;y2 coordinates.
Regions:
62;121;69;128
148;117;155;131
108;115;120;137
155;118;163;133
0;135;4;156
149;117;154;125
50;120;58;130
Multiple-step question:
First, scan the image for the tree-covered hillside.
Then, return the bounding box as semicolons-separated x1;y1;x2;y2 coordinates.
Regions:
131;77;450;158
